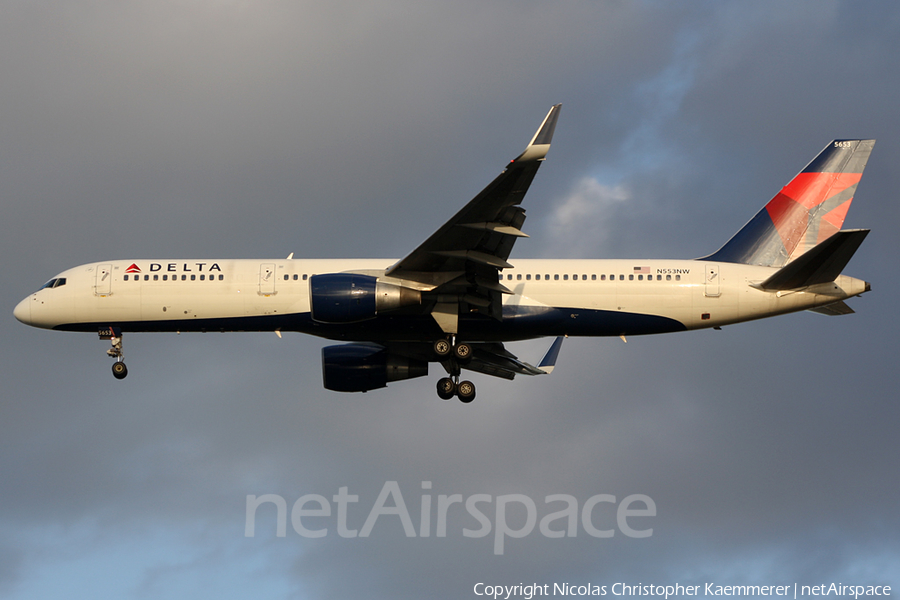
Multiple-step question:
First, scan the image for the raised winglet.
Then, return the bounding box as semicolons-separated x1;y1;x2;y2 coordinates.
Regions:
537;336;565;374
513;104;562;163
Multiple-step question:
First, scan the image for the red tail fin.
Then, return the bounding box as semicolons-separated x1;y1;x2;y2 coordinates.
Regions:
703;139;874;267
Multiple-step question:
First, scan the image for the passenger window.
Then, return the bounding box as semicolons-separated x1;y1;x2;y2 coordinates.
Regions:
200;274;205;281
582;274;587;280
284;274;289;280
508;274;513;280
535;274;540;281
591;274;596;281
517;274;522;280
638;275;643;280
293;274;298;280
628;274;634;280
153;275;159;281
675;275;681;281
666;274;671;281
144;275;149;281
182;275;187;281
554;274;559;281
219;274;224;281
526;274;531;280
123;275;129;281
563;274;568;281
601;275;606;281
302;274;307;281
191;275;196;281
657;275;662;281
162;275;168;281
545;274;550;280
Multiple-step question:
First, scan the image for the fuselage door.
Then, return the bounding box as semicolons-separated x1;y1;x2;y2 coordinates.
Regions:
259;263;276;296
704;264;721;297
95;263;112;296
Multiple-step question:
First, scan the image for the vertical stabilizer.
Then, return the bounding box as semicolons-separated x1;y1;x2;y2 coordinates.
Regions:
702;139;874;267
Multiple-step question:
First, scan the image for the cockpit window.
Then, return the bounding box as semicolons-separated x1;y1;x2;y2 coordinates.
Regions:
38;278;66;291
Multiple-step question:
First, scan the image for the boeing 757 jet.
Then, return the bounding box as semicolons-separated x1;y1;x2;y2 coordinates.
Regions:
14;105;873;402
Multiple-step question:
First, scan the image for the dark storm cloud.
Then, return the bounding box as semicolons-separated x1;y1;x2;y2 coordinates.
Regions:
1;1;898;598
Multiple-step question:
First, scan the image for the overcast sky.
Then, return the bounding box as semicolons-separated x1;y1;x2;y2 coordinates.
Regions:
2;2;899;599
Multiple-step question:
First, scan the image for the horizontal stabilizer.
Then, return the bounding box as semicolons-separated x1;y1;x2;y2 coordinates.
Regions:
808;301;855;316
756;229;869;291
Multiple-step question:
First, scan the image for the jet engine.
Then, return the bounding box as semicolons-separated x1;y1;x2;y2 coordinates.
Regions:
309;274;421;323
321;344;428;392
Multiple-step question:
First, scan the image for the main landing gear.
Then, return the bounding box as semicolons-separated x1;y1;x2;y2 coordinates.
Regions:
101;329;128;380
433;338;475;403
433;339;473;362
436;376;476;403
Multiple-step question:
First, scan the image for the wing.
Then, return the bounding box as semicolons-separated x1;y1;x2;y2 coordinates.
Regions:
457;336;565;380
384;337;564;381
384;104;562;333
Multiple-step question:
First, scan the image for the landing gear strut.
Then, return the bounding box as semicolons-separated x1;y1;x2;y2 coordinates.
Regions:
101;329;128;380
434;337;476;403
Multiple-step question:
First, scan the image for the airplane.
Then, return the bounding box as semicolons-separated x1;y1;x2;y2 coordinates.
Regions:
14;105;874;403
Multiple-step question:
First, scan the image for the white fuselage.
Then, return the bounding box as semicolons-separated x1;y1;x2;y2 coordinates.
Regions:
14;258;868;340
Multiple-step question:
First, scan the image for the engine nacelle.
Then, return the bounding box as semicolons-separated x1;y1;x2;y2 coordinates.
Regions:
309;273;421;323
322;344;428;392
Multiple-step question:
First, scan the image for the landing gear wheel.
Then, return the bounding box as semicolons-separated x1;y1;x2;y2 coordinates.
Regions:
433;339;451;357
112;362;128;380
453;342;473;362
457;380;476;403
436;377;456;400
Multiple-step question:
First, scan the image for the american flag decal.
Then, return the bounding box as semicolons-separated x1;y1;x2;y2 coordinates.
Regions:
633;266;650;274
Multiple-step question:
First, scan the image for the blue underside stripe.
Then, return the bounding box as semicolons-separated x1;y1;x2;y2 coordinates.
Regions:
54;306;687;340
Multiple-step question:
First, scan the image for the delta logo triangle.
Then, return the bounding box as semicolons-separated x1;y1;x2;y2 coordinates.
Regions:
125;264;141;273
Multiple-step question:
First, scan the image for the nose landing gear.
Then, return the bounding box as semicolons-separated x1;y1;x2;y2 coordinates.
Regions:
100;327;128;380
111;360;128;380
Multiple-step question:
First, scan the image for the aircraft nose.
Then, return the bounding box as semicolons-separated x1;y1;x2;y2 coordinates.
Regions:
13;297;31;324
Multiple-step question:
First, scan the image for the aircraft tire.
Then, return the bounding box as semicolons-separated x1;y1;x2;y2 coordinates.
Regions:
453;343;472;362
436;377;456;400
433;339;451;357
457;380;476;403
112;362;128;380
